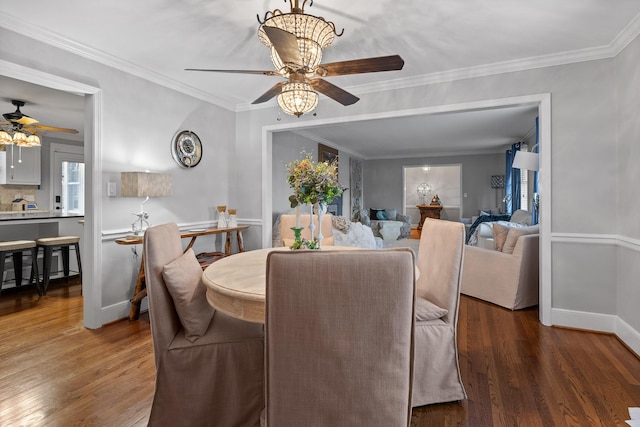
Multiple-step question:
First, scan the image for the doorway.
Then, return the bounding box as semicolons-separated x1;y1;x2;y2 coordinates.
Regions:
262;94;551;325
51;145;85;215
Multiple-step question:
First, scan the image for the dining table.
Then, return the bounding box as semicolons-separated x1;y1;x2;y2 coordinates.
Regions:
202;246;417;324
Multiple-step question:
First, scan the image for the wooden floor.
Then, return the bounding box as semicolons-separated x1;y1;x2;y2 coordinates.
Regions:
1;279;639;426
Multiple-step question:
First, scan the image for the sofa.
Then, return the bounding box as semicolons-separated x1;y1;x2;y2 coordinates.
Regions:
467;209;532;248
358;208;412;240
461;223;539;310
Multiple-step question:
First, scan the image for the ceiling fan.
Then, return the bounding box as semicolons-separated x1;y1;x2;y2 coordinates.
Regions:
1;99;79;135
186;0;405;117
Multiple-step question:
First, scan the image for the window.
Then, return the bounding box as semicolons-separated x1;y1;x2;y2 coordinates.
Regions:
62;161;85;214
520;168;528;211
51;144;84;215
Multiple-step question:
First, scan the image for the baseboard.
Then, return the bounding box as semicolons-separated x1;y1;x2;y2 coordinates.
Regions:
552;308;617;332
100;298;148;325
552;308;640;357
616;317;640;358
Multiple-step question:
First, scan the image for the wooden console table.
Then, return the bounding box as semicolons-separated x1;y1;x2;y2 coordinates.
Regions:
417;205;443;230
115;225;249;320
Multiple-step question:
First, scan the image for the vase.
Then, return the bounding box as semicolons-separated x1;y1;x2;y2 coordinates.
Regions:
217;205;228;228
316;202;327;248
308;203;316;244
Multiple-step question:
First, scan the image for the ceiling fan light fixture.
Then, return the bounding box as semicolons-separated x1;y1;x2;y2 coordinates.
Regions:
12;131;28;146
277;81;318;117
0;130;13;145
258;1;341;73
26;134;41;147
269;39;323;75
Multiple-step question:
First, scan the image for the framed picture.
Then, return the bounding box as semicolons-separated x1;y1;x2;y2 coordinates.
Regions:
318;143;338;165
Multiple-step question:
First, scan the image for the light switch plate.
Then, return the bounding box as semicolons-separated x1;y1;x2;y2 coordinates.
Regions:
107;182;117;197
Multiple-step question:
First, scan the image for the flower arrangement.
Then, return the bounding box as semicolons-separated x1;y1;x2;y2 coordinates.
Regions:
286;151;343;208
290;237;320;250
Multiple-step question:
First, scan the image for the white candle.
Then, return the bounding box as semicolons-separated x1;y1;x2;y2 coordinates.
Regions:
295;205;301;228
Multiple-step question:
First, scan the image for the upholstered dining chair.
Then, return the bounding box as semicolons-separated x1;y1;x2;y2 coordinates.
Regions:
143;223;264;427
412;218;467;407
264;249;416;427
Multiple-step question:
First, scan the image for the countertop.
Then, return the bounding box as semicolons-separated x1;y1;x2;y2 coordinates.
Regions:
0;211;84;221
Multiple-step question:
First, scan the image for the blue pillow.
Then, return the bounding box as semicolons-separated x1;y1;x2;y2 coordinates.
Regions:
376;210;388;220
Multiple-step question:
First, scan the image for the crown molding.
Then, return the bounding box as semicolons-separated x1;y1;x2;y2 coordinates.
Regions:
0;13;236;112
2;10;639;112
290;129;365;159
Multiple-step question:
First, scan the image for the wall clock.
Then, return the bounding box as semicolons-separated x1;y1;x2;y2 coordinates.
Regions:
171;130;202;168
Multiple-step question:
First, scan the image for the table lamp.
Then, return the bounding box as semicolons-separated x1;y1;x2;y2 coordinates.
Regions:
121;171;172;234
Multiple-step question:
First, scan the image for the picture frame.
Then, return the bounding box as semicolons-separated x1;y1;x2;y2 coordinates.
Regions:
318;143;339;179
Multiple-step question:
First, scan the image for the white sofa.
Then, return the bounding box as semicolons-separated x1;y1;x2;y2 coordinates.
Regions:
474;209;532;249
461;233;539;310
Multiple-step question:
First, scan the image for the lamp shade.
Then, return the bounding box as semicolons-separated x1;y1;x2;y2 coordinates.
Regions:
512;151;539;171
121;172;172;197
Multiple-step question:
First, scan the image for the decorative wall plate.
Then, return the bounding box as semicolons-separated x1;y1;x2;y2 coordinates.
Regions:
171;130;202;168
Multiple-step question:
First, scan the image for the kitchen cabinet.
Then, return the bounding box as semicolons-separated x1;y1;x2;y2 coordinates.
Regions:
0;146;41;185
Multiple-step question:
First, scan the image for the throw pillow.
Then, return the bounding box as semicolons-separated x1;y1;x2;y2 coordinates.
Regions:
415;297;448;321
491;221;525;251
502;225;539;254
510;209;532;225
162;248;215;342
359;209;371;226
384;209;397;220
379;221;402;240
376;210;388;220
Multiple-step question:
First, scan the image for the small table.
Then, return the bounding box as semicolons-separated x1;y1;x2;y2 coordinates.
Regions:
116;225;249;320
416;204;443;230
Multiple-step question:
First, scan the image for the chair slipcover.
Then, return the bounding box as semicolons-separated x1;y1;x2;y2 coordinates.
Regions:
278;213;334;247
412;218;467;407
144;223;264;427
461;233;539;310
265;249;415;427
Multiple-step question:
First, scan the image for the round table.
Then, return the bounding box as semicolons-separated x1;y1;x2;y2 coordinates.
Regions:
202;246;369;324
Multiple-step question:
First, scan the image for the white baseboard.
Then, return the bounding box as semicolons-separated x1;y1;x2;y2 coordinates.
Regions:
552;308;640;356
100;298;148;325
616;317;640;357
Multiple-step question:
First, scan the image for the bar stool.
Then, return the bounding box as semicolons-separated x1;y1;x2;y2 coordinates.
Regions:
0;240;41;296
36;236;82;295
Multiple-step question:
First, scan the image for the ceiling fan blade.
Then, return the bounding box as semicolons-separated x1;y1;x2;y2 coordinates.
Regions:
252;82;285;104
263;26;302;65
33;124;79;134
15;115;39;125
317;55;405;76
309;79;359;106
185;68;280;76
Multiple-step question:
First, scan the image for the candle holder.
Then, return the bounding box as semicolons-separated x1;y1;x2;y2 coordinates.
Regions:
291;227;303;247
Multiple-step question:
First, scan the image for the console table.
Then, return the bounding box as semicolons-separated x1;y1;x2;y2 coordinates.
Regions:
115;225;249;320
417;205;443;230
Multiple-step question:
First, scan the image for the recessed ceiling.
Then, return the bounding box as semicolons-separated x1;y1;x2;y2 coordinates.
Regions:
0;1;638;154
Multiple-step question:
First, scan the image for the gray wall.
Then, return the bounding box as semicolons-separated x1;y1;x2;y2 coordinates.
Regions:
271;131;352;226
363;153;505;221
615;32;640;334
234;44;627;345
1;27;238;323
4;22;639;353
